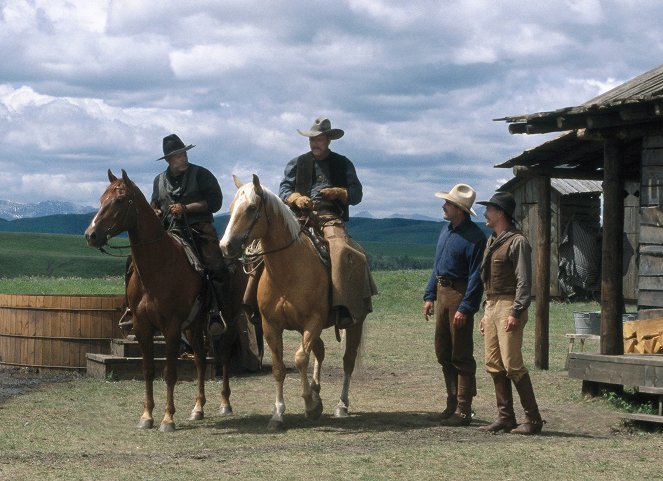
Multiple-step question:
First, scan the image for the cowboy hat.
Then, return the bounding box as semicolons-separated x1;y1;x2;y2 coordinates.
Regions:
156;134;195;161
477;191;517;222
297;117;344;140
435;183;477;216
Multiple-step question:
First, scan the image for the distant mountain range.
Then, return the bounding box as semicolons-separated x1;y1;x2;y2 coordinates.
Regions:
0;200;95;220
0;211;494;245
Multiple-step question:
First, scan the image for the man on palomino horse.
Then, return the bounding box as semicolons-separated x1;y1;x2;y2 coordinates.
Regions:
279;116;377;329
423;184;486;427
120;134;227;339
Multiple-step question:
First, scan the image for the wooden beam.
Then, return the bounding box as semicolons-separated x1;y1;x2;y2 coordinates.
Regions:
534;176;551;370
512;165;604;180
600;137;625;355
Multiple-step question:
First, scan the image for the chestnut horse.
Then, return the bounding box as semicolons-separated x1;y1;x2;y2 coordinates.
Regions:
220;174;365;431
85;169;240;431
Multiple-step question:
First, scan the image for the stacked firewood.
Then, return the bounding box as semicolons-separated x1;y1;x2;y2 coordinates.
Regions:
623;317;663;354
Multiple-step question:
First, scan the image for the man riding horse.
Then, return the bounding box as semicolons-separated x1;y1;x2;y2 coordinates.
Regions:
279;116;377;329
121;134;227;339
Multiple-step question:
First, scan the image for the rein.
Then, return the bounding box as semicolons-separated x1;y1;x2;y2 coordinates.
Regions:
96;185;166;258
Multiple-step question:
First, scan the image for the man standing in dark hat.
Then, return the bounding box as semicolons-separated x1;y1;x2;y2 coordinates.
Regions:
150;133;227;338
278;116;377;329
423;183;486;426
477;191;544;435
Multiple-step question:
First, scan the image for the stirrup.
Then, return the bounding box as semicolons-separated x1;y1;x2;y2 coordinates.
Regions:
208;311;228;339
118;308;133;338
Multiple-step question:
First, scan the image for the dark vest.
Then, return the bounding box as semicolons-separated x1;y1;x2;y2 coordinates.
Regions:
484;234;519;296
294;152;350;220
155;165;213;225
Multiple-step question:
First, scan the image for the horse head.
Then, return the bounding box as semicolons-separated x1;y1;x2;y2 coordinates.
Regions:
219;174;269;258
85;169;141;248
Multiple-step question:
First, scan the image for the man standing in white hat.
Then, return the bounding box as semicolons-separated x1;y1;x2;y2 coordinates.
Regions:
423;183;486;426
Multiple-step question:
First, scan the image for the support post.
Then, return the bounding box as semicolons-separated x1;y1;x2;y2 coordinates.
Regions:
600;137;624;355
535;176;551;369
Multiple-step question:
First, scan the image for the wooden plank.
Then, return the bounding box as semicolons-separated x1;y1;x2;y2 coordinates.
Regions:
639;224;663;244
638;276;663;291
638;290;663;308
638;308;663;319
568;353;663;387
640;184;663;206
643;135;663;150
638;254;663;276
622;413;663;424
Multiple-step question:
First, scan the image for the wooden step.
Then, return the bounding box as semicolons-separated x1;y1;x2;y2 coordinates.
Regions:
86;353;216;381
111;337;168;358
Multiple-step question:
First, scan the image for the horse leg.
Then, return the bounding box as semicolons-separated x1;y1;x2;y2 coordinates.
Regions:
159;332;180;432
136;331;155;429
334;321;363;418
297;329;324;421
264;325;286;432
188;326;207;421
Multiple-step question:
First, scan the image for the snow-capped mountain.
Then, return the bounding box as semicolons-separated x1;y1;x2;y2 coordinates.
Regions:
0;200;95;220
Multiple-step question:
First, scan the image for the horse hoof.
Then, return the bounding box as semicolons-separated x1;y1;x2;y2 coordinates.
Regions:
219;405;233;416
188;411;204;421
306;401;323;420
267;420;285;433
159;422;176;432
136;418;153;429
334;404;349;418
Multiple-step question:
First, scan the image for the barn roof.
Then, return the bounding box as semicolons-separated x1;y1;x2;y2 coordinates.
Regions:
497;63;663;136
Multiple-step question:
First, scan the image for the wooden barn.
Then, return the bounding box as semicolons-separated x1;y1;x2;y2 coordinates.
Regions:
496;63;663;417
497;176;604;299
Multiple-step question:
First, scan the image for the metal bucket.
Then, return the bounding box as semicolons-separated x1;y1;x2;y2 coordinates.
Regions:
573;311;601;335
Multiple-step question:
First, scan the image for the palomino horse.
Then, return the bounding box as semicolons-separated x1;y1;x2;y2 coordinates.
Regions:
220;174;365;431
85;169;241;431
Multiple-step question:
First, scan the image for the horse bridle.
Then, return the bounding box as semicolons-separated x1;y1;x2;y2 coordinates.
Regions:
238;188;300;262
97;183;165;257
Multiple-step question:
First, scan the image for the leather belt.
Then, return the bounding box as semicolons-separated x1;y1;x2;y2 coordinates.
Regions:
436;276;466;289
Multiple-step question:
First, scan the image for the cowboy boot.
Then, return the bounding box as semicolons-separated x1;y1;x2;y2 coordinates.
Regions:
479;372;517;433
511;373;545;435
438;373;473;426
428;367;458;421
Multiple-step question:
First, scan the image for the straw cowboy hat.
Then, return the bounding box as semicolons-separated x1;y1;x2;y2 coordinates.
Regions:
156;134;195;161
435;183;477;216
477;191;517;223
297;117;344;140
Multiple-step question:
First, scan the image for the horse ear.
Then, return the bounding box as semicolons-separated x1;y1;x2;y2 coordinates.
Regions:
121;169;131;184
252;174;263;196
232;174;243;189
108;169;117;183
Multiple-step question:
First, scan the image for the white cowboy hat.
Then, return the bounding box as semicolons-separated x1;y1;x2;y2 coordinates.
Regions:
297;117;344;140
435;183;477;216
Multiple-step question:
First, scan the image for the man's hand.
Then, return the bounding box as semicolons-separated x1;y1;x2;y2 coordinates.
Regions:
452;311;468;329
320;187;348;203
286;192;312;210
423;301;434;321
168;203;186;217
479;317;485;337
505;315;519;332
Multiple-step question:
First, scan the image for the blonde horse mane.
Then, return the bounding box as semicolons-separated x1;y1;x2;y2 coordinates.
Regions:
238;182;302;242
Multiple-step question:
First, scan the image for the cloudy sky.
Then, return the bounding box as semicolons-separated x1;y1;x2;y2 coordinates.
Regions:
2;0;663;219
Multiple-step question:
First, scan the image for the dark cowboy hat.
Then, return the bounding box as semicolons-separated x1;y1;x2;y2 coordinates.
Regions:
297;117;344;140
156;134;195;161
477;191;517;222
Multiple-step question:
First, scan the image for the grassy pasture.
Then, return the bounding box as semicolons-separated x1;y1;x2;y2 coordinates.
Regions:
0;270;660;481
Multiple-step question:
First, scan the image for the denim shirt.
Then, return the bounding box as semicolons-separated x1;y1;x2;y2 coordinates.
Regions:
424;217;487;315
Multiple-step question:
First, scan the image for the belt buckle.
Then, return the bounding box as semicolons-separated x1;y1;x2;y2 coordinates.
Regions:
438;277;453;288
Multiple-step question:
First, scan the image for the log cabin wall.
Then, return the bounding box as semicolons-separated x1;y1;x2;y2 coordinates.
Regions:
623;180;640;302
638;135;663;310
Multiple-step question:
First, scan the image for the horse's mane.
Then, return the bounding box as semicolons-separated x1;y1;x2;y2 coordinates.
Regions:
242;183;302;240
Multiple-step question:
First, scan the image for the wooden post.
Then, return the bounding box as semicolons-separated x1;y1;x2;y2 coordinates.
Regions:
601;137;625;355
535;176;551;369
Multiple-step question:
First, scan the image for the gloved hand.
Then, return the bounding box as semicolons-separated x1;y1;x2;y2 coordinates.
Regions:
320;187;348;204
286;192;312;210
168;203;187;217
